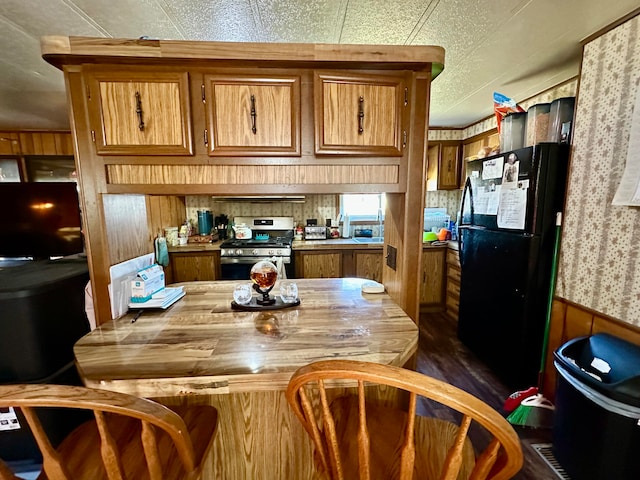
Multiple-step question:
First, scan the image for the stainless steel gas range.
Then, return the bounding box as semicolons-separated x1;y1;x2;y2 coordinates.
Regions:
219;216;295;280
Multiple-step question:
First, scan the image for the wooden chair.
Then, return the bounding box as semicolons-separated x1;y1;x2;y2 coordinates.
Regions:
286;360;523;480
0;384;218;480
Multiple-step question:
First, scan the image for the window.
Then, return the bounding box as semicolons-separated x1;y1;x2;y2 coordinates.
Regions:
0;158;21;182
340;193;385;221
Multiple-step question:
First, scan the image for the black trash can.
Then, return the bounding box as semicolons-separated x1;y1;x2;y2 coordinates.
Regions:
0;258;91;471
553;333;640;480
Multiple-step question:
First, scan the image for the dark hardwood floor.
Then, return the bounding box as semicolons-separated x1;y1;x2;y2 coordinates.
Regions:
417;312;560;480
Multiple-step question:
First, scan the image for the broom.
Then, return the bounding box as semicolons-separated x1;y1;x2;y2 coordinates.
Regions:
506;212;562;428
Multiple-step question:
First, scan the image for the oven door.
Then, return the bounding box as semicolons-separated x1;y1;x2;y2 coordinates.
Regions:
220;257;294;280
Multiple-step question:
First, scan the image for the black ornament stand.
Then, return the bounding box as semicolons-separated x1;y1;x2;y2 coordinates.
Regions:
253;282;276;306
231;297;300;311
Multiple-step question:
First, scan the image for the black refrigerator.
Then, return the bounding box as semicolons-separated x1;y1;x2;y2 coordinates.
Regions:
457;143;569;390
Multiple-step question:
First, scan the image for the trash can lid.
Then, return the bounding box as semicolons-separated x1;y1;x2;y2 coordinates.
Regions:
554;333;640;407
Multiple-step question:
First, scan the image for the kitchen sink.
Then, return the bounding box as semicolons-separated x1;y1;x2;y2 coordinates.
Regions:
352;237;384;244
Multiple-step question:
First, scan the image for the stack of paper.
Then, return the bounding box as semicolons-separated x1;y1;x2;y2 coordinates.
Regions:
128;286;185;309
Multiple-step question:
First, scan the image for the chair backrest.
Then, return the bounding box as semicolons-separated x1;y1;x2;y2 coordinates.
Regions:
286;360;523;480
0;384;215;480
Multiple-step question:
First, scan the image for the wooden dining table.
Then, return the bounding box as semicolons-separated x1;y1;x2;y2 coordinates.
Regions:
74;277;419;479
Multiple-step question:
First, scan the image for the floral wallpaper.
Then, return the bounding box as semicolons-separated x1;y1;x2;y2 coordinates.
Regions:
558;14;640;326
428;129;464;141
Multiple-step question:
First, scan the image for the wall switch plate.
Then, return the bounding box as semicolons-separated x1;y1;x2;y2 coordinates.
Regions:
386;245;397;270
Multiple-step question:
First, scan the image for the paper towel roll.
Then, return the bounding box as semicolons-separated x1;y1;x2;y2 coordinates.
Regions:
342;215;350;238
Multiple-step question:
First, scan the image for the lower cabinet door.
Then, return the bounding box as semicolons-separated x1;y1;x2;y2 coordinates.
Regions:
420;248;446;305
171;252;220;282
296;252;342;278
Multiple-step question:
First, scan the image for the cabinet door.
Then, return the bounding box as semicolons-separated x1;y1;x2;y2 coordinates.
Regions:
420;248;445;305
296;252;342;278
171;252;220;282
315;72;404;155
86;70;193;155
205;75;300;156
445;248;461;320
354;251;383;283
426;142;461;191
426;144;440;191
438;144;461;190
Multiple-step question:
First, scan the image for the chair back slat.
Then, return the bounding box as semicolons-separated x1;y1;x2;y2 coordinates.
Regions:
94;410;125;480
285;360;524;480
469;437;501;480
297;386;331;475
398;392;417;480
318;379;344;480
439;414;472;480
356;380;370;480
21;406;72;480
141;421;163;480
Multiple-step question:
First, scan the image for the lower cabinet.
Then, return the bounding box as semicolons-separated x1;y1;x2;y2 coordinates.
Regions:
295;248;443;309
419;248;446;309
354;251;383;283
295;251;342;278
445;248;461;320
295;249;383;281
170;251;220;283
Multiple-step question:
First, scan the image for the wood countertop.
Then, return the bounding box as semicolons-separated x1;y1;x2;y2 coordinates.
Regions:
167;239;452;253
74;278;418;398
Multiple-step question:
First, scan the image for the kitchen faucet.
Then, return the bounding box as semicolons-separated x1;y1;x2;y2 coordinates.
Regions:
377;208;384;238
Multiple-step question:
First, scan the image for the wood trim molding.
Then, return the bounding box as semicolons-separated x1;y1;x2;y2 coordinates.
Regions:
581;7;640;46
41;36;445;77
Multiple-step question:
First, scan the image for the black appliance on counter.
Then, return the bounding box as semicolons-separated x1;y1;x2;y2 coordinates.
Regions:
457;143;569;389
220;216;295;280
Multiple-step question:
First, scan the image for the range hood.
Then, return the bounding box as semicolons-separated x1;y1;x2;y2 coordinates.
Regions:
210;196;306;203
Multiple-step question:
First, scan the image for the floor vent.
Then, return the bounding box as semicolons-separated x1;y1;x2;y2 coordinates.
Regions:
531;443;571;479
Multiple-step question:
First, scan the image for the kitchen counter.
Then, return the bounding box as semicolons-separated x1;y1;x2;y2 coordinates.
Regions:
167;240;223;253
167;238;455;253
73;278;418;479
74;278;417;396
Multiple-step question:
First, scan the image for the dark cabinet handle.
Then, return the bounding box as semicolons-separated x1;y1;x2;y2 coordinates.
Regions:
358;96;364;134
135;91;145;131
250;94;257;134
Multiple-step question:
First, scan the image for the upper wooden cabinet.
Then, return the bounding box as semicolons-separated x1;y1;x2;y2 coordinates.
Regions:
426;142;461;191
314;72;405;156
85;69;193;155
204;75;301;156
461;130;499;188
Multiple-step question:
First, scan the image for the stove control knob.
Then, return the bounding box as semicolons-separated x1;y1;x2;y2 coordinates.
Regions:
252;249;259;255
268;249;275;255
236;249;243;255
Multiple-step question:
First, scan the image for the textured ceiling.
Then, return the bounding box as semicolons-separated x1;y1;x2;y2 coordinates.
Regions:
0;0;638;131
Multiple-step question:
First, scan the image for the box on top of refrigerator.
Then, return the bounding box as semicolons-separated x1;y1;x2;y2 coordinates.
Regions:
131;264;165;302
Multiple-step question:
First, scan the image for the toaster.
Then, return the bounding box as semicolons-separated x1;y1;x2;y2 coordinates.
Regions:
304;226;327;240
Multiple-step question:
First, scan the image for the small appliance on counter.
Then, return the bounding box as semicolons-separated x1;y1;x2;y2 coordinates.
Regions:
304;226;327;240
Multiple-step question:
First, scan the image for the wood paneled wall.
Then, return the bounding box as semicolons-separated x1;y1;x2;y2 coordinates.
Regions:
103;195;151;266
542;298;640;400
0;130;73;155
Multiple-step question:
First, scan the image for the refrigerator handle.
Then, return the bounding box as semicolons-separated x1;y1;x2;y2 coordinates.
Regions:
458;176;474;255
